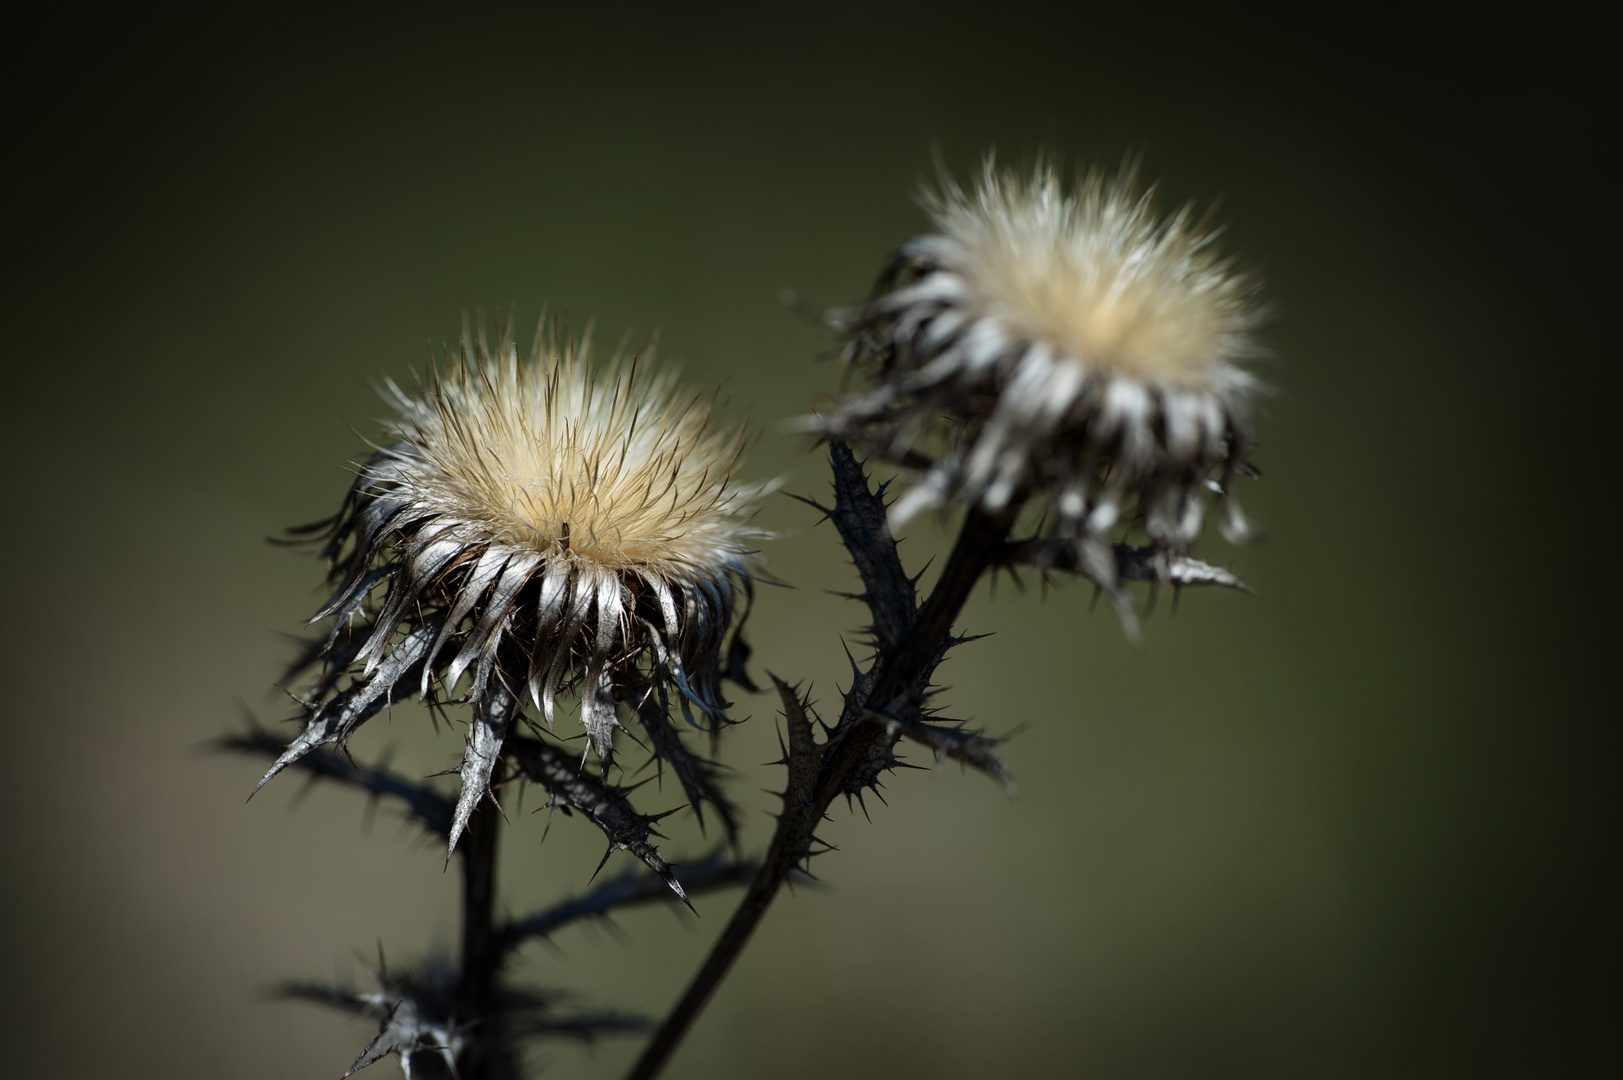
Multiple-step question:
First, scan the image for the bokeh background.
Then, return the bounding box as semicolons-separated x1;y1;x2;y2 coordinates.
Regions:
2;7;1610;1078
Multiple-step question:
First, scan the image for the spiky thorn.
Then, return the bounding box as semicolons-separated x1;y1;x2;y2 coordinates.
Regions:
498;850;759;956
503;736;691;903
218;724;454;841
862;709;1017;794
631;684;743;849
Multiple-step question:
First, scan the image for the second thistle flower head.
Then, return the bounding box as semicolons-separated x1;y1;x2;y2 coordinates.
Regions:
820;159;1263;562
262;319;769;851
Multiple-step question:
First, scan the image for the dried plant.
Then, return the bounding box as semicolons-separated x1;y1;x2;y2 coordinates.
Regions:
814;159;1262;635
232;156;1268;1079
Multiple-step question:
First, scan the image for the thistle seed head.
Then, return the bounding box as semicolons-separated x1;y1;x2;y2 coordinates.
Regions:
263;318;769;852
380;326;759;580
819;159;1264;559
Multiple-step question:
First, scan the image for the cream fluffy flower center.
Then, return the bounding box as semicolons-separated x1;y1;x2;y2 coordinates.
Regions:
391;346;755;574
934;170;1251;389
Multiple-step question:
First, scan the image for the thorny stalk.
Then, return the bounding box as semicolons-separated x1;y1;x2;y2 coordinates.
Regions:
459;793;501;1078
625;442;1015;1080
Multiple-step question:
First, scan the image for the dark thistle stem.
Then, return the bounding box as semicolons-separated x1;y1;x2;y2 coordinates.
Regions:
625;451;1015;1080
458;789;501;1078
619;824;798;1080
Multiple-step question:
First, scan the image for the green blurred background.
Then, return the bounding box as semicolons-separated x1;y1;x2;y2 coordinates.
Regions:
2;7;1609;1078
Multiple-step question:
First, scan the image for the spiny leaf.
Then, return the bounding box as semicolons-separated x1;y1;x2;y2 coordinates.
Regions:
773;676;819;814
1118;546;1256;594
864;710;1017;794
633;691;742;846
826;441;916;651
996;537;1253;641
218;726;454;840
767;675;826;873
503;736;690;903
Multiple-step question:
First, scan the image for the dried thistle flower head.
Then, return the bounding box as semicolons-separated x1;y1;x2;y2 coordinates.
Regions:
819;159;1263;570
260;319;769;852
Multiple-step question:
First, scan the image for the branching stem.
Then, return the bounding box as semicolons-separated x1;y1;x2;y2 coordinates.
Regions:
624;477;1014;1080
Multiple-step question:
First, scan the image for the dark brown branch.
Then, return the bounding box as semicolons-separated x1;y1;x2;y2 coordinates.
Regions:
459;794;500;1023
498;852;758;956
624;679;822;1080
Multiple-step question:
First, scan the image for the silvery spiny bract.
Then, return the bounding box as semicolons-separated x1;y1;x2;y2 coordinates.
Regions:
819;160;1263;623
258;319;770;855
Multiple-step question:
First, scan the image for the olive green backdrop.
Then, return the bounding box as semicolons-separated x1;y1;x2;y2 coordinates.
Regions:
2;6;1609;1078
